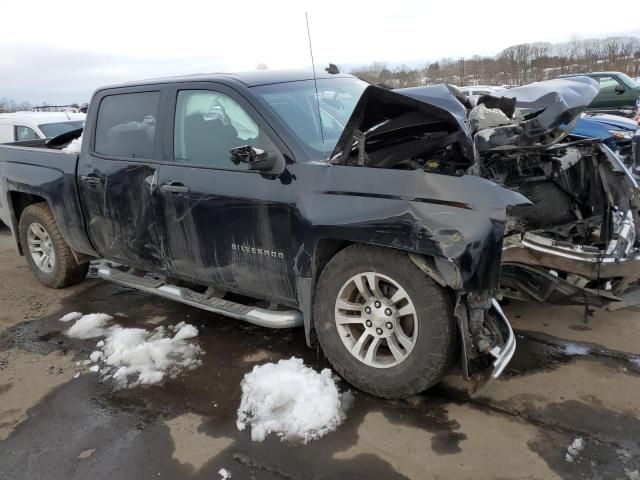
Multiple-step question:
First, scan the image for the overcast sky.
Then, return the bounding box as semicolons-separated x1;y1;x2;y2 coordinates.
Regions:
1;0;638;104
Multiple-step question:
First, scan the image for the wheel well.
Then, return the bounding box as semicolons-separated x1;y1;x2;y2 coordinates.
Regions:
9;192;47;254
313;239;352;285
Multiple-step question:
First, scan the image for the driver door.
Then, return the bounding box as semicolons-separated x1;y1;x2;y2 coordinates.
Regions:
156;84;298;304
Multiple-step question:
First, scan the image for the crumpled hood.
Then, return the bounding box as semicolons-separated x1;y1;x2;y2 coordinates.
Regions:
329;77;600;169
473;76;600;151
329;85;476;169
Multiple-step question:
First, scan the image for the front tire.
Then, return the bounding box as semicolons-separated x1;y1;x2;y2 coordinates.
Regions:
18;203;89;288
314;245;456;399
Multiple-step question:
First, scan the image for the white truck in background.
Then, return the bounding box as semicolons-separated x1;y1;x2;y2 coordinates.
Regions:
0;112;85;143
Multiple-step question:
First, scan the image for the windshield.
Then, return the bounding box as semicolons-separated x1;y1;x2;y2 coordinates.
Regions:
618;73;640;89
38;121;84;138
253;77;368;158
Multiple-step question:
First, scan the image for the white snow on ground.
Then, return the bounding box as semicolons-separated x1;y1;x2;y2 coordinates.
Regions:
218;468;232;479
59;311;83;323
236;357;346;443
66;313;113;339
565;344;589;356
62;135;82;154
625;469;640;480
565;437;584;462
63;313;202;388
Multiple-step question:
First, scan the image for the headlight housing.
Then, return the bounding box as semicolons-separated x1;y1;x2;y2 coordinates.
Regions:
608;130;634;140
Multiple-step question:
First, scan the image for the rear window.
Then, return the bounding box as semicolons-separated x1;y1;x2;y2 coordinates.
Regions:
94;91;159;159
38;121;84;138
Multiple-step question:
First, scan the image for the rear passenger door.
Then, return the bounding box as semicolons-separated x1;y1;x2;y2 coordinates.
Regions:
156;83;297;304
78;88;169;272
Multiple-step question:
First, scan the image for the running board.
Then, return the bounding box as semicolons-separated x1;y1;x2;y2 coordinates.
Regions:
96;265;303;329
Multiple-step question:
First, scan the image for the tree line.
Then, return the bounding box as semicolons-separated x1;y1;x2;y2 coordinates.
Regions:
349;36;640;87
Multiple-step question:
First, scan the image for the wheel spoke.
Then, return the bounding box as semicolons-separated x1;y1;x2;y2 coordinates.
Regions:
351;331;370;357
38;254;49;269
353;275;373;301
386;335;405;362
397;304;415;317
389;288;409;305
364;337;381;364
33;224;45;238
335;313;364;325
365;273;384;299
394;328;414;350
336;298;365;312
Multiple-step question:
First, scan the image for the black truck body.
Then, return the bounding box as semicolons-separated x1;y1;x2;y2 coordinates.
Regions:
1;70;637;397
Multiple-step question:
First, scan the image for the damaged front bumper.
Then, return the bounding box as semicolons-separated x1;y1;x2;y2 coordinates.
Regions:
456;294;516;395
501;207;640;306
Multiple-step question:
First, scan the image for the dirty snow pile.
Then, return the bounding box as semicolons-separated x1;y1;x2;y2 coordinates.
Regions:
565;437;584;462
61;313;202;388
236;357;347;443
62;135;82;154
218;468;232;479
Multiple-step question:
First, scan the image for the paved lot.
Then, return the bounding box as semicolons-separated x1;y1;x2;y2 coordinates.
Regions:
1;223;639;480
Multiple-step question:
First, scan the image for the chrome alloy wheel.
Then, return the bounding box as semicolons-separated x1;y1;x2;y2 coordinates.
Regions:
335;272;418;368
27;222;55;273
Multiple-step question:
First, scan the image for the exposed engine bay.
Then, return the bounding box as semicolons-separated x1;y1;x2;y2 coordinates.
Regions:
330;77;640;308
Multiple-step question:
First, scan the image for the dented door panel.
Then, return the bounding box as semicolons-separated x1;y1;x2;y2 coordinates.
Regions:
157;164;298;305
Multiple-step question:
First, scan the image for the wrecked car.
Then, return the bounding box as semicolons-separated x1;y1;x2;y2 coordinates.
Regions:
0;70;522;399
395;77;640;309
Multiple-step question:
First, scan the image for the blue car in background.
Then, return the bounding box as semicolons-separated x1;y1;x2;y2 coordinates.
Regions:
571;113;639;174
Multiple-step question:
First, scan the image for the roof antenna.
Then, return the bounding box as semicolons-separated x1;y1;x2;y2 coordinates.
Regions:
305;12;326;158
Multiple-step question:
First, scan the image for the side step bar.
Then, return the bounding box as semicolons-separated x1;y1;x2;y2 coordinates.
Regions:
96;264;303;329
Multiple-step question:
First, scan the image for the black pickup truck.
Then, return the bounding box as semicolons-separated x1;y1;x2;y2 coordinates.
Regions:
1;70;638;397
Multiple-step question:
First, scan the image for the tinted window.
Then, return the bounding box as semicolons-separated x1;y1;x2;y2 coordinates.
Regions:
598;76;619;93
95;92;159;158
15;125;39;141
38;121;84;138
174;90;274;169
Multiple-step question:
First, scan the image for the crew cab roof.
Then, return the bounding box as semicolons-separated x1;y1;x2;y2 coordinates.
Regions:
97;69;355;91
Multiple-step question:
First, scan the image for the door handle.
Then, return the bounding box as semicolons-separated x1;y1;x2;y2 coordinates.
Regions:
160;182;190;194
80;174;102;185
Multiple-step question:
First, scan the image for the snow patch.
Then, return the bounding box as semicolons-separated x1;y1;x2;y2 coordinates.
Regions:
64;314;202;388
236;357;346;443
565;344;589;356
59;311;83;323
66;313;113;339
565;437;584;462
62;135;82;154
625;469;640;480
173;324;198;341
218;468;232;479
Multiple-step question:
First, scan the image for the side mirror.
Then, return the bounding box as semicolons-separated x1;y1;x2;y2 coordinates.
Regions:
229;145;285;175
615;84;626;95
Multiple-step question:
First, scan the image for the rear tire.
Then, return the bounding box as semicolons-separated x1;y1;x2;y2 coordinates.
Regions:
313;245;456;399
18;203;89;288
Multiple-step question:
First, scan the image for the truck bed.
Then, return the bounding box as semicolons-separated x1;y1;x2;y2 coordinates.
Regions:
0;143;94;257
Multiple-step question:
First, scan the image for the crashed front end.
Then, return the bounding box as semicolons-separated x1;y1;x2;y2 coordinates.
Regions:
329;85;523;393
468;78;640;308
